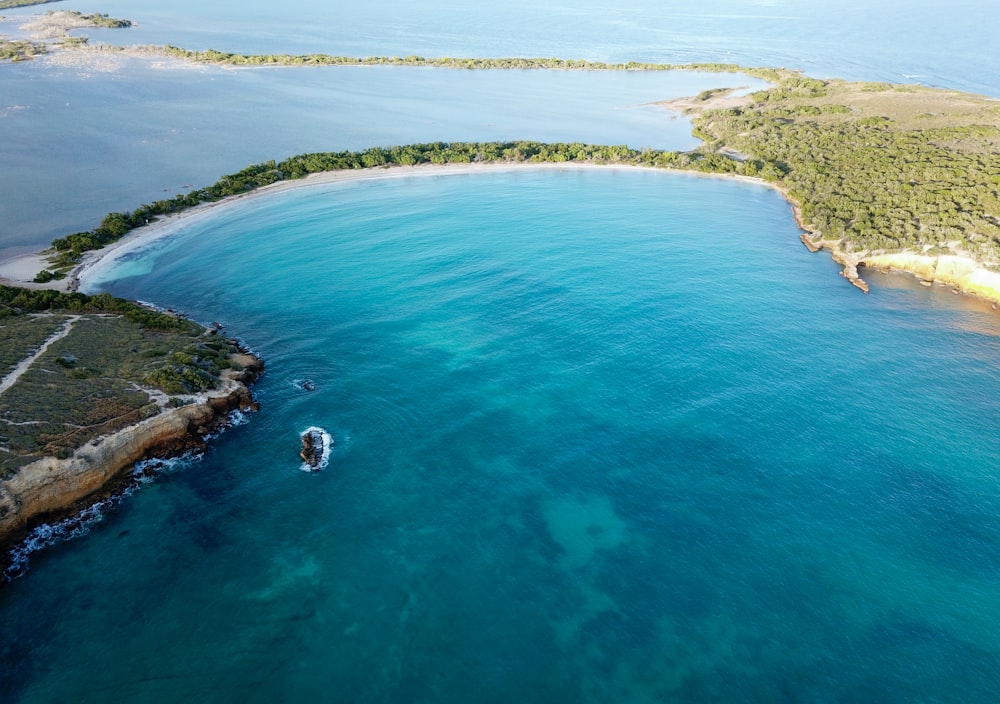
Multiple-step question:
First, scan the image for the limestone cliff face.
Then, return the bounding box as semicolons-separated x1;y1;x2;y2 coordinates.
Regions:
799;233;1000;303
861;253;1000;304
0;355;262;550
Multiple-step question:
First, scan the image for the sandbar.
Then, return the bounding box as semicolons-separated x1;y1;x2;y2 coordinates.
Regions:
0;252;55;290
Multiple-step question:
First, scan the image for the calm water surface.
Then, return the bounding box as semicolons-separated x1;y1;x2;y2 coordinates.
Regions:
0;57;759;252
3;1;1000;701
2;0;996;252
3;169;999;702
6;0;997;93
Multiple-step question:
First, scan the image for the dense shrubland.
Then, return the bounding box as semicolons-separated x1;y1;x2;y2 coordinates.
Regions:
689;79;1000;263
0;287;245;474
25;63;1000;278
0;285;202;332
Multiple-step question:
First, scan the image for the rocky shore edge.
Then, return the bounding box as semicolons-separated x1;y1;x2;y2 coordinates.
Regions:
0;350;264;568
790;200;1000;305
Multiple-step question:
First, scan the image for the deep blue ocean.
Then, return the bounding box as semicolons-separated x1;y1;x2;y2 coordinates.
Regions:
3;2;1000;703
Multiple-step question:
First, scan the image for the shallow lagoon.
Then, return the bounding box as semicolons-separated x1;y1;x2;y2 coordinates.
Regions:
0;55;763;252
6;0;998;94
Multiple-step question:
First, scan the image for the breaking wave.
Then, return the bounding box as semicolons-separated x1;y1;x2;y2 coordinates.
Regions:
3;454;200;582
300;426;333;472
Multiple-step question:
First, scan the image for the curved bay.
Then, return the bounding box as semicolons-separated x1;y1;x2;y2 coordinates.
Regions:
4;169;1000;702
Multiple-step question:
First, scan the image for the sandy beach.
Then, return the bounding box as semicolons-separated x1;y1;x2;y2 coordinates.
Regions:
0;252;59;290
10;162;763;294
4;160;1000;306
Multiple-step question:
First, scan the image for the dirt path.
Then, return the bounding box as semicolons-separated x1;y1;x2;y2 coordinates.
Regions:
0;316;80;397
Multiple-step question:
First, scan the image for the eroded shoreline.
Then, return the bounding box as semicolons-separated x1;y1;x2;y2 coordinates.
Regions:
0;349;264;574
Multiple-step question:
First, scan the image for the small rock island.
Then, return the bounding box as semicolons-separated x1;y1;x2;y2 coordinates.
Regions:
299;427;329;471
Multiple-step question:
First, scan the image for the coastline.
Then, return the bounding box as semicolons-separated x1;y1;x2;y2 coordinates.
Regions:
860;252;1000;306
0;162;774;294
3;161;1000;306
793;206;1000;306
0;351;263;568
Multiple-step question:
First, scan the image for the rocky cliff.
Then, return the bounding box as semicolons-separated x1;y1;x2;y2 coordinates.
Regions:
0;353;263;553
861;253;1000;304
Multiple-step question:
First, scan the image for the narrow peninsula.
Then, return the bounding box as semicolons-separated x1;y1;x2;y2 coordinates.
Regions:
14;52;998;303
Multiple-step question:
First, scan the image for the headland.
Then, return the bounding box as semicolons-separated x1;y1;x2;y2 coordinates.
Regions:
0;288;263;569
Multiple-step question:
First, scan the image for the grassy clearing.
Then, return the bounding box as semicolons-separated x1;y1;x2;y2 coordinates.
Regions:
0;308;242;479
0;315;66;376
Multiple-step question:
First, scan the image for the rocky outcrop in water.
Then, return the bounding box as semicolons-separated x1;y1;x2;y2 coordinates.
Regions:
0;353;263;555
300;428;325;470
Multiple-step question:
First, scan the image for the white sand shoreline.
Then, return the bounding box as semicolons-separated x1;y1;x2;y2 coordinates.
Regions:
3;160;999;307
0;162;768;293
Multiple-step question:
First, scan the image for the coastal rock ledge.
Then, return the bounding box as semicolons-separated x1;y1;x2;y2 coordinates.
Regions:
0;353;264;556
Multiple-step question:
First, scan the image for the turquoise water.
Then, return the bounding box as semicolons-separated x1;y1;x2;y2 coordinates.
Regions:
3;0;997;253
1;58;758;251
4;0;1000;698
4;169;1000;701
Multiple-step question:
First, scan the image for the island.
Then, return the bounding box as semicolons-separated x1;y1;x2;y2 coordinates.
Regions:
0;286;262;568
0;9;132;58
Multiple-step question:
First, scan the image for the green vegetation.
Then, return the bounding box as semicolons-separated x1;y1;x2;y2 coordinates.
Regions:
49;75;1000;276
44;140;775;275
31;269;64;284
0;9;129;60
0;285;203;332
0;314;66;375
143;340;237;395
146;46;782;81
58;35;86;48
686;78;1000;262
0;0;62;8
71;11;131;29
0;287;244;478
0;38;45;61
21;51;994;275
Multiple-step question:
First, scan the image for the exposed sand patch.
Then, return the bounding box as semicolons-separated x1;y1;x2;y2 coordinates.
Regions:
41;46;130;72
0;252;56;290
18;11;94;40
657;88;754;114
